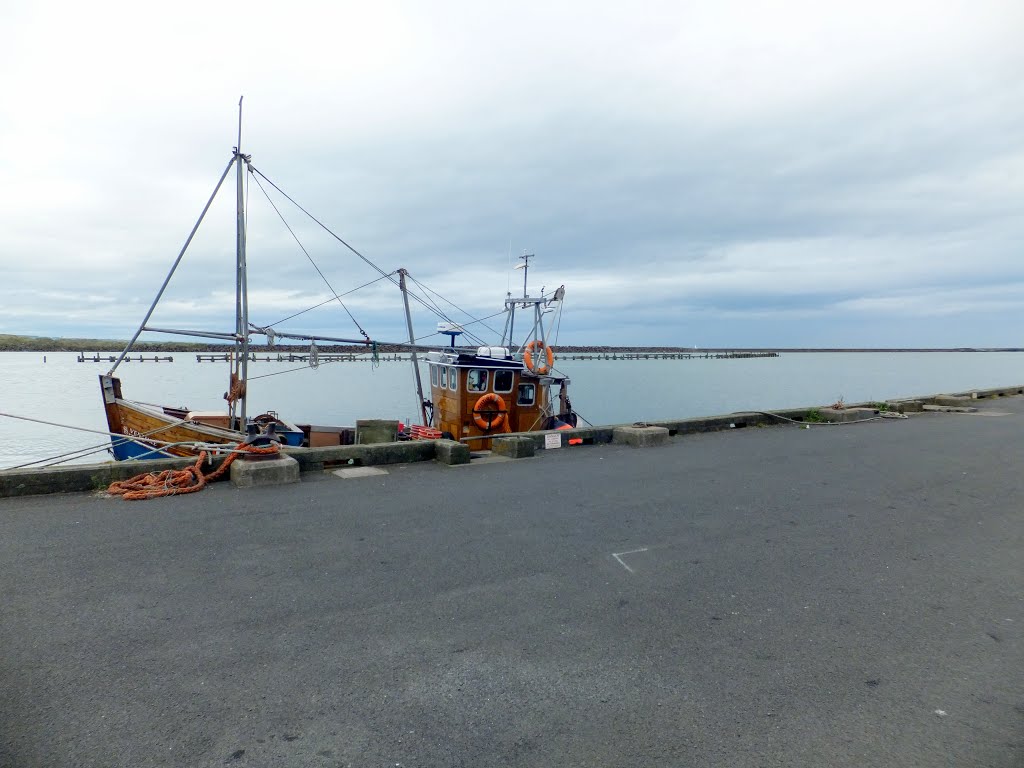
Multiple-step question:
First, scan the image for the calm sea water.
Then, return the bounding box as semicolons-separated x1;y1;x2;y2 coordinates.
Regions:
1;351;1021;470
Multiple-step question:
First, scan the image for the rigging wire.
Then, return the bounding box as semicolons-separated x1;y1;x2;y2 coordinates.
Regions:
262;271;396;328
248;165;513;344
403;279;495;343
247;362;333;380
407;274;504;340
0;410;191;469
410;308;509;344
246;353;381;381
250;171;369;341
403;280;487;347
250;165;395;282
546;300;567;377
401;276;450;324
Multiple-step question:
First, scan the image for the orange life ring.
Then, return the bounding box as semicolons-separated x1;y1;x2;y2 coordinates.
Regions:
472;393;507;431
523;340;555;374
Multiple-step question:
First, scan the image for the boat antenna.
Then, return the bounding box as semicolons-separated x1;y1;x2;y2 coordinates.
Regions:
506;251;531;348
518;251;532;298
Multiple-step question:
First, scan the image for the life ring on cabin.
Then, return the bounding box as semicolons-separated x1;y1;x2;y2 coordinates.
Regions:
472;393;507;431
523;340;555;374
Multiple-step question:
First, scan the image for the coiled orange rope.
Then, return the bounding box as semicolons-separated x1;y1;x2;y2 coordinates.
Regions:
107;442;280;500
224;373;247;404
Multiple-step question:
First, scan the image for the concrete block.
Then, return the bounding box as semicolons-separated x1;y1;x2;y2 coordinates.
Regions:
230;454;300;488
492;436;536;459
672;415;750;435
892;400;924;413
922;404;978;413
612;425;670;447
818;407;877;423
286;441;435;472
356;419;399;444
435;439;470;465
931;394;974;407
974;386;1024;398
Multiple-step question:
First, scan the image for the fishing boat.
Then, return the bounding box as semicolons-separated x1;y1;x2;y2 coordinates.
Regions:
99;100;376;460
422;255;576;448
99;102;575;461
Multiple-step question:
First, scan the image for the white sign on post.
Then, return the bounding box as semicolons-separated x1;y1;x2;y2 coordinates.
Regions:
544;433;562;450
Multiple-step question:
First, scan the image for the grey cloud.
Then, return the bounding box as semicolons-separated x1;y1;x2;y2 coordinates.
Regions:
2;1;1021;348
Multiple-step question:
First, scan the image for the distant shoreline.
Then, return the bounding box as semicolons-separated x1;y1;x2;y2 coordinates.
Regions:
1;334;1021;354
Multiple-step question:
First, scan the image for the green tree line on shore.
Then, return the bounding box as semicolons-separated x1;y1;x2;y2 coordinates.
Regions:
1;333;725;354
0;334;201;353
2;333;1017;354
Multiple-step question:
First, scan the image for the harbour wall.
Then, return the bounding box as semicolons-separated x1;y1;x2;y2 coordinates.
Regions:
2;384;1021;499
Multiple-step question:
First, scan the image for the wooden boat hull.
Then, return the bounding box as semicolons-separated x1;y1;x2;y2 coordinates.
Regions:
100;375;246;460
100;375;307;461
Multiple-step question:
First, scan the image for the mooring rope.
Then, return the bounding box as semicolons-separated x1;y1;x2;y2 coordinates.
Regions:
0;410;247;470
107;441;281;500
0;410;190;469
742;410;907;426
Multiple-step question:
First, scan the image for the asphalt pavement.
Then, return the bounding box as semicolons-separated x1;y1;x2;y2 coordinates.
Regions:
1;398;1022;767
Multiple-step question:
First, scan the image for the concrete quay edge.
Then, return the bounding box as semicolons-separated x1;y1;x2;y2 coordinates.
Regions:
2;383;1022;498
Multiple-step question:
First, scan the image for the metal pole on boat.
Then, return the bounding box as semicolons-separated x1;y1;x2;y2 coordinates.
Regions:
520;252;532;298
233;96;249;426
398;269;428;427
107;156;237;375
501;290;513;348
507;252;532;352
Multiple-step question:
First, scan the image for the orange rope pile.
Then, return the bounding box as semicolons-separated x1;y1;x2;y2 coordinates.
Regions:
224;373;247;404
107;442;280;501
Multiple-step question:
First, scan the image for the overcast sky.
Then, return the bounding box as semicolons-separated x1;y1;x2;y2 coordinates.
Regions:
1;0;1021;348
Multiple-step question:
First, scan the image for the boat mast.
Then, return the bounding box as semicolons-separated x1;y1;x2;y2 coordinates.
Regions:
232;96;250;426
503;251;532;349
398;268;428;426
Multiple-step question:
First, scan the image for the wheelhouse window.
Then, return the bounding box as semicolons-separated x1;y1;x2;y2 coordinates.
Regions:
430;364;438;387
467;369;488;393
439;366;448;389
517;383;536;406
448;367;458;391
493;370;514;393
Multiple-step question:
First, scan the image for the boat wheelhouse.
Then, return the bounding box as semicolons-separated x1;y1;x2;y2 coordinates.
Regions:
424;346;573;447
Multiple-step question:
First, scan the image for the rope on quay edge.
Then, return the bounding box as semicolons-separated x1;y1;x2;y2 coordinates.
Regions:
744;410;908;427
106;442;281;501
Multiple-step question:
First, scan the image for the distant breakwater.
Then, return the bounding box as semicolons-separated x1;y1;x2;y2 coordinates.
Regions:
76;350;781;364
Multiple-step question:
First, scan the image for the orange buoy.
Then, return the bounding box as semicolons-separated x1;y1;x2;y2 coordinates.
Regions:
523;340;555;374
472;392;507;431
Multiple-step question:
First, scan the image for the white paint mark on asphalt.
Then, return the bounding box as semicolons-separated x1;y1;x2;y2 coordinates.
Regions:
934;709;947;717
612;547;649;574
